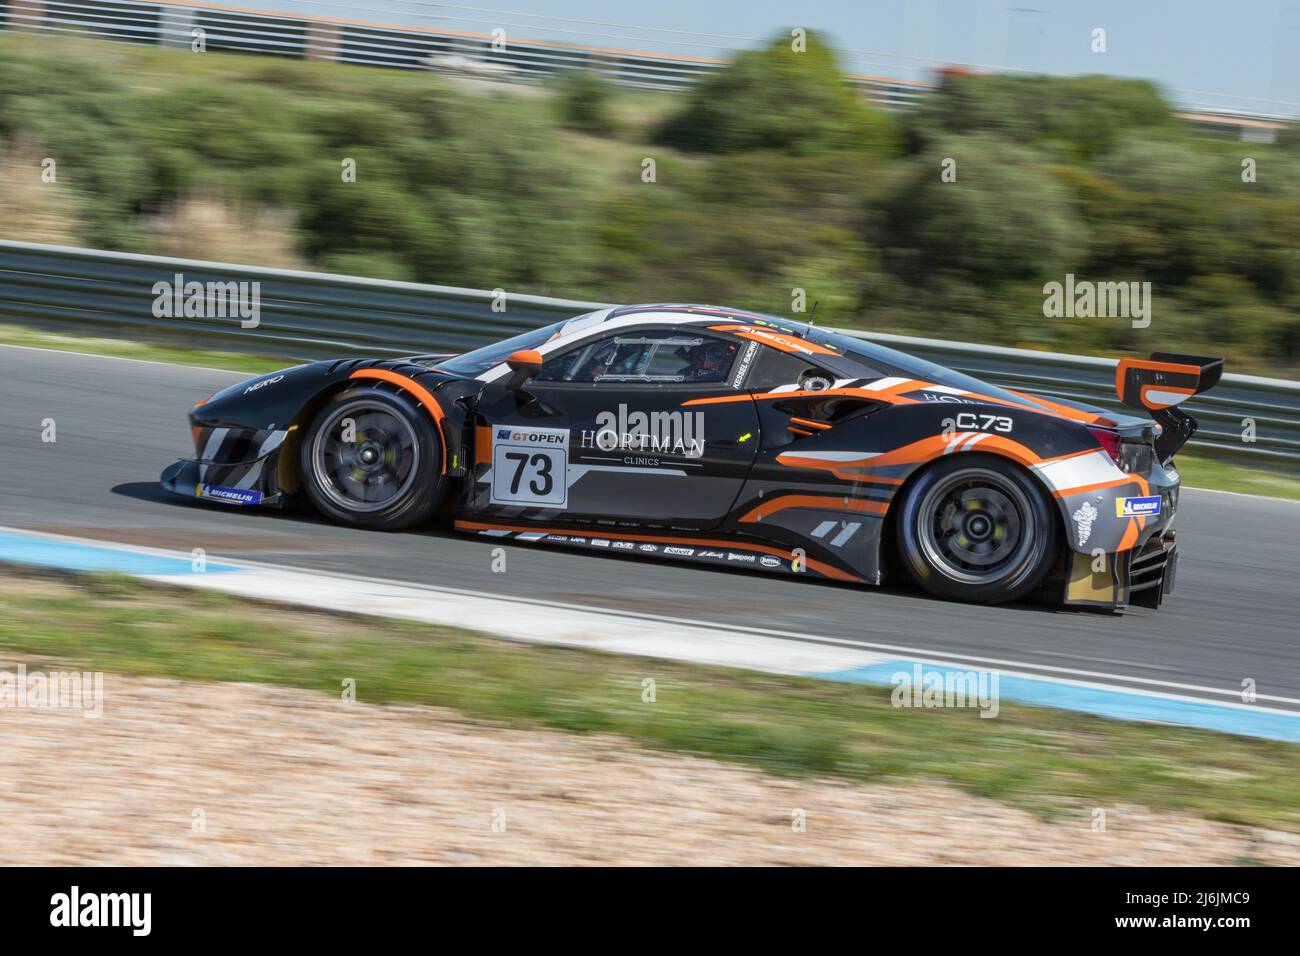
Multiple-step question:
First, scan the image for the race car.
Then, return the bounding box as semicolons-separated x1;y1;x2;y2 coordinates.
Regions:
161;305;1222;609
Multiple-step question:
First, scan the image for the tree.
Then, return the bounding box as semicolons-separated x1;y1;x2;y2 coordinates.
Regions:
656;31;896;158
883;135;1086;285
906;73;1177;161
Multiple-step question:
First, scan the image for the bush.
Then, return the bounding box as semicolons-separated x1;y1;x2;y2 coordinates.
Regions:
906;73;1178;161
2;34;1298;376
656;31;897;157
882;135;1086;285
593;150;881;318
553;69;616;135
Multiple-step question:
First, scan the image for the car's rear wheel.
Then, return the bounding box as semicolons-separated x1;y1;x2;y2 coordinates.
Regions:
301;386;446;530
894;454;1059;604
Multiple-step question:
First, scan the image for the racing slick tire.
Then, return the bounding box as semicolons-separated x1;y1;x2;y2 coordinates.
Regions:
301;386;447;530
894;454;1060;605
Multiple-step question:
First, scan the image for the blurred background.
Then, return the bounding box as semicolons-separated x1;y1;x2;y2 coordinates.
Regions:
0;0;1298;376
1;2;1300;868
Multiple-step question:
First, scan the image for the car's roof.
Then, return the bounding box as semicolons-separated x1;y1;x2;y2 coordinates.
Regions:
564;304;1043;410
445;303;1075;418
560;303;929;377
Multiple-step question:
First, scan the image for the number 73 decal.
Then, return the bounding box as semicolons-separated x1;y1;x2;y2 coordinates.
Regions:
489;425;570;508
941;413;1013;436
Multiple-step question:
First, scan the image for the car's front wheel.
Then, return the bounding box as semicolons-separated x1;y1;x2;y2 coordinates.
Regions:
301;386;446;530
894;454;1060;604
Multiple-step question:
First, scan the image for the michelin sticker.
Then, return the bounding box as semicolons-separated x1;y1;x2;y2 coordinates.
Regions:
1071;500;1098;546
1116;495;1161;518
197;484;263;506
491;425;570;507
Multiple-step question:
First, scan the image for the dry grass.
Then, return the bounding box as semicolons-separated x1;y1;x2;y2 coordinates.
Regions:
4;667;1298;865
148;195;305;268
3;569;1300;838
0;140;85;244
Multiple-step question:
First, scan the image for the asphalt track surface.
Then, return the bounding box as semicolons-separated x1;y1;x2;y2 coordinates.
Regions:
3;344;1299;711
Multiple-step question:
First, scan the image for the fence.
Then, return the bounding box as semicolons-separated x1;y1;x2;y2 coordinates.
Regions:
0;0;1289;130
2;239;1297;467
0;0;930;106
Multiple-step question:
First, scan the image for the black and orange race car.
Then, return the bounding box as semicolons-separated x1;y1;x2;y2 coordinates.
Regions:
161;305;1222;608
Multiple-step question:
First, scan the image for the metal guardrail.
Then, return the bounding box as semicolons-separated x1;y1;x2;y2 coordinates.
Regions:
0;0;1290;130
2;240;1298;468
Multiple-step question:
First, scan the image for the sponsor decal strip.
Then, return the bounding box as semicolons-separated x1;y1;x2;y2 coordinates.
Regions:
452;520;863;582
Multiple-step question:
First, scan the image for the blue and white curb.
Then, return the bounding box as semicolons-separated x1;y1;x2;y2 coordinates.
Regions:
0;531;241;575
2;525;1299;744
817;660;1300;743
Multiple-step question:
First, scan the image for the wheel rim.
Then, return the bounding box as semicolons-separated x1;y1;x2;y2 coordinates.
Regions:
915;467;1037;585
310;399;420;513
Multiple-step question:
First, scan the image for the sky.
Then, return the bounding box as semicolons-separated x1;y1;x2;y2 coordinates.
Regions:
227;0;1300;117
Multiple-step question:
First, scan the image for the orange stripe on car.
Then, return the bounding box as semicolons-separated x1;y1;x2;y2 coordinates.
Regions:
1036;447;1101;466
348;368;448;473
740;495;887;522
789;417;832;431
706;324;840;355
1008;390;1111;425
1116;357;1202;378
1050;476;1133;499
684;387;915;407
1108;474;1153;552
474;425;493;465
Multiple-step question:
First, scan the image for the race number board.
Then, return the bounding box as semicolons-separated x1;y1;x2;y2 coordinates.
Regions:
490;425;569;508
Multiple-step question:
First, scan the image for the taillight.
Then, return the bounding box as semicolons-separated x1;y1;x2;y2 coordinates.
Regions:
1087;425;1123;465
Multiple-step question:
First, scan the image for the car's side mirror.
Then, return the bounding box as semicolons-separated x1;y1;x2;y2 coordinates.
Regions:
505;349;543;391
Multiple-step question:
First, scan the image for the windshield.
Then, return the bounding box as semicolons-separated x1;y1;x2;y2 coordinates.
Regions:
433;321;566;377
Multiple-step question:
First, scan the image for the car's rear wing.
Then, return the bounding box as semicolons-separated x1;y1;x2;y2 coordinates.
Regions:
1115;353;1224;463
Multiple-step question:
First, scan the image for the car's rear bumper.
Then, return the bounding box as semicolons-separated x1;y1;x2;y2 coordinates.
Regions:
1059;458;1180;610
1127;531;1178;608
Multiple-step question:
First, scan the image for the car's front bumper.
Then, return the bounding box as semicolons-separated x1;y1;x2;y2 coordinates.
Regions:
160;457;291;509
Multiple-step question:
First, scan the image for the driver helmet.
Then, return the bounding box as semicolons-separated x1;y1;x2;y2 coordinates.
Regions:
688;341;736;375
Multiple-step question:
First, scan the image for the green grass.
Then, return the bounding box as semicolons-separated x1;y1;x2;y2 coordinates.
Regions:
0;323;287;374
1175;454;1300;502
3;569;1299;832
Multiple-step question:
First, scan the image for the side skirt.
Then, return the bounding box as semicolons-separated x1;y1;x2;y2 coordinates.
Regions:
452;520;866;583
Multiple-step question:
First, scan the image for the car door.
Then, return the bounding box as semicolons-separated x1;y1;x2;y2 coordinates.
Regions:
471;326;761;530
